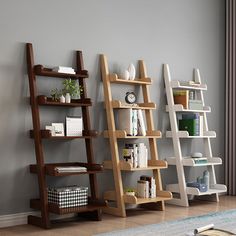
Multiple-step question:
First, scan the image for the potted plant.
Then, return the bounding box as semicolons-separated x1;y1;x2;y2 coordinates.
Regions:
50;79;83;103
124;188;136;196
62;79;83;102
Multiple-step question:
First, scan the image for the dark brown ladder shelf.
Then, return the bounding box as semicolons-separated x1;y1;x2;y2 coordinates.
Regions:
26;43;106;229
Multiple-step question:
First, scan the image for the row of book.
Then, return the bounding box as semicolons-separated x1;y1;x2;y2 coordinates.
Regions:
137;175;156;198
122;143;148;168
117;109;146;136
173;90;203;110
178;113;203;136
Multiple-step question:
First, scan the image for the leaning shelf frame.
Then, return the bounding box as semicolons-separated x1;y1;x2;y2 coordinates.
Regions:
163;64;227;207
26;43;106;229
100;54;172;217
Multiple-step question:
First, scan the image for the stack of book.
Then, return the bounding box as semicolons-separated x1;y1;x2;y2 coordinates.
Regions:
52;66;75;74
117;109;146;136
54;166;87;173
122;143;148;168
137;175;156;198
178;113;203;136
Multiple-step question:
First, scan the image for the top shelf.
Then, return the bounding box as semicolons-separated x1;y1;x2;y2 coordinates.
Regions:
34;65;88;79
170;80;207;90
109;74;152;85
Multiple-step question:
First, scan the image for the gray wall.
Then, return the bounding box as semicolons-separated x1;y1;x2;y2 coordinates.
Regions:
0;0;225;215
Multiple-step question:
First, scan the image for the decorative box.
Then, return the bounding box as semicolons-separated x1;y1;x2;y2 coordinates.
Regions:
48;186;88;208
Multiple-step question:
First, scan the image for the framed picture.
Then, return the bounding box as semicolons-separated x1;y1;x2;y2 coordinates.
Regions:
51;123;65;136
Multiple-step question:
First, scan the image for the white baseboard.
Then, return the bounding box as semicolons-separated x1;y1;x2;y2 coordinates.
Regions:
0;211;38;228
0;211;76;228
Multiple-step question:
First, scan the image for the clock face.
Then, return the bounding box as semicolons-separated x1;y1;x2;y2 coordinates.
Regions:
125;92;136;104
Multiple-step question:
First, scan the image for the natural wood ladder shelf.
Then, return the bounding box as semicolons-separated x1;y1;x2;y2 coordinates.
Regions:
100;54;172;217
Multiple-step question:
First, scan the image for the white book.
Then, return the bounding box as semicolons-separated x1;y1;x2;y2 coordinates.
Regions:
117;109;133;135
132;110;138;136
137;110;146;136
133;144;138;168
137;143;146;167
55;166;87;173
53;66;75;74
66;116;83;136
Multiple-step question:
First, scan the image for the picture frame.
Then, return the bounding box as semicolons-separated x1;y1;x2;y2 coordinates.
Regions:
51;123;65;136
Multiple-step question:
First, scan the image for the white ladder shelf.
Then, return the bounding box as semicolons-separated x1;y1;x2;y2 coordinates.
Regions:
164;64;227;207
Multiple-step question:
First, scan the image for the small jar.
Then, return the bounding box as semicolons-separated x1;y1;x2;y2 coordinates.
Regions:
65;93;71;103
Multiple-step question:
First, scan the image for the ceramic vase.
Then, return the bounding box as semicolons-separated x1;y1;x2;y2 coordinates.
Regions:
128;63;135;80
121;70;130;80
60;95;65;103
65;93;71;103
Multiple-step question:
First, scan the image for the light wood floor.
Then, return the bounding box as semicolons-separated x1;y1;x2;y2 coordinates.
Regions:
0;196;236;236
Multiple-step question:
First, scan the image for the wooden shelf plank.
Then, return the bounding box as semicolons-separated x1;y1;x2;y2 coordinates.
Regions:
37;95;92;107
34;65;88;79
166;130;216;138
103;160;167;171
103;130;162;139
30;199;106;215
166;157;222;166
30;162;103;176
166;184;227;196
109;74;152;85
166;104;211;113
104;190;172;204
29;130;98;139
111;100;156;110
170;80;207;90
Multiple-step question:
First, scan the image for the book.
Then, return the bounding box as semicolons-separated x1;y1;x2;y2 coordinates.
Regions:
55;166;87;173
137;180;149;198
53;66;75;74
137;143;148;168
179;80;201;87
123;143;147;168
140;175;156;198
137;110;146;136
132;110;138;136
179;118;197;136
117;109;133;135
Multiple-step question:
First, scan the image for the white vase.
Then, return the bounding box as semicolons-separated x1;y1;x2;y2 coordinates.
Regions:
59;95;65;103
121;70;130;80
128;63;135;80
65;93;71;103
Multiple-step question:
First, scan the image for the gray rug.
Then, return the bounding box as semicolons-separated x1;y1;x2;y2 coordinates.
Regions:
95;209;236;236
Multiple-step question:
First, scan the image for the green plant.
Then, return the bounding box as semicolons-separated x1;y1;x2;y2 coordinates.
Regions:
125;188;135;193
62;79;83;98
50;88;62;101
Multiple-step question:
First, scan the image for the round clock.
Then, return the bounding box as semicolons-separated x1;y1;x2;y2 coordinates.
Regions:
125;92;137;104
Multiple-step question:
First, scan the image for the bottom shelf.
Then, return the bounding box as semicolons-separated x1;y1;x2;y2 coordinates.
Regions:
166;184;227;196
104;190;172;204
30;198;107;215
